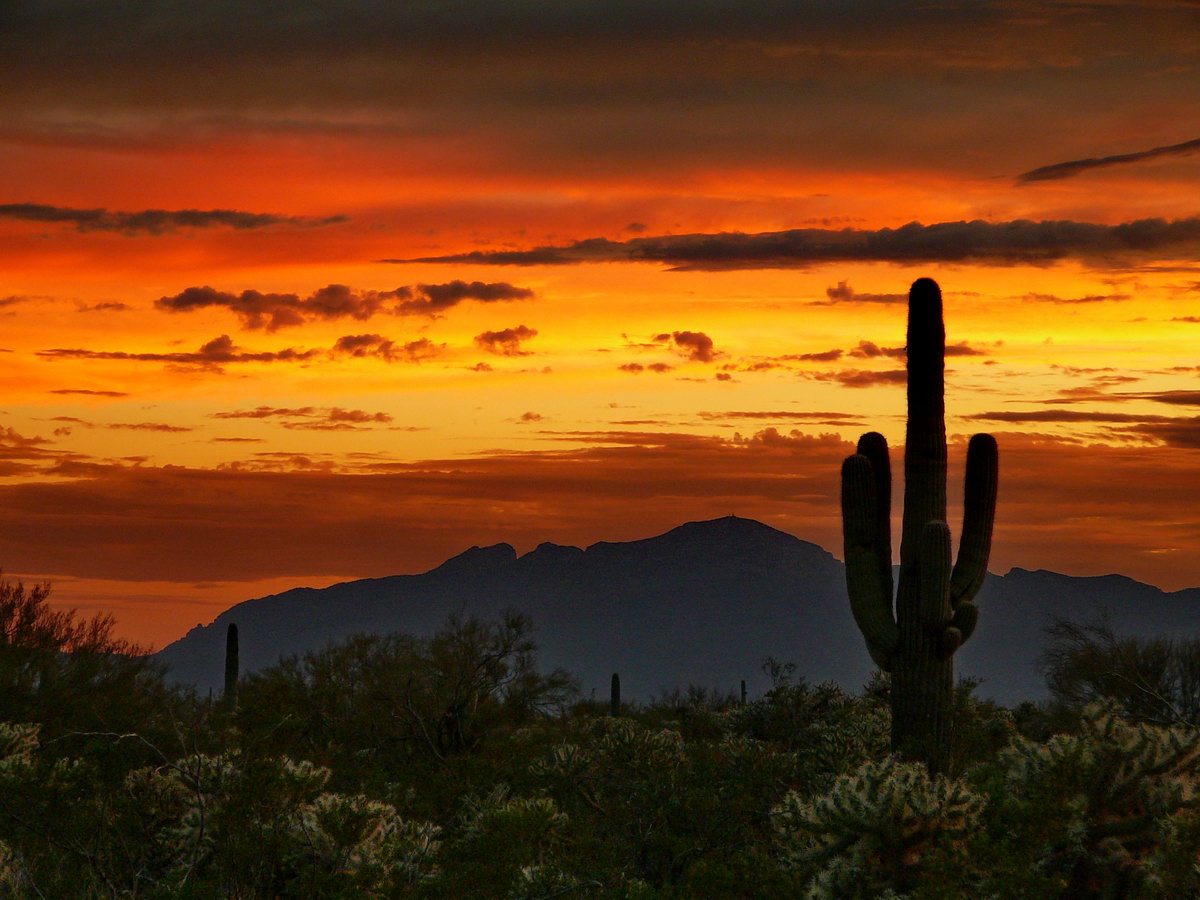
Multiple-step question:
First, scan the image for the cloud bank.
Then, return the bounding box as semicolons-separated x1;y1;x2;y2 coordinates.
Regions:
390;217;1200;271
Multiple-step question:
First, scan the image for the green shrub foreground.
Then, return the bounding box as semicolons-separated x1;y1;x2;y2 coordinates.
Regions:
0;589;1196;897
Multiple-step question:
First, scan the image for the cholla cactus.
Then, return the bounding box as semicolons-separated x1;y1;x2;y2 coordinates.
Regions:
841;278;998;772
291;792;441;885
775;756;984;899
0;723;39;779
1000;701;1200;895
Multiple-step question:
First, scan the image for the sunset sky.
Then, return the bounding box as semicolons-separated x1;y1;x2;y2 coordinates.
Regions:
3;1;1200;648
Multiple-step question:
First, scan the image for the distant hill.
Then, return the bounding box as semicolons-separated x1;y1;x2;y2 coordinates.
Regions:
156;516;1200;705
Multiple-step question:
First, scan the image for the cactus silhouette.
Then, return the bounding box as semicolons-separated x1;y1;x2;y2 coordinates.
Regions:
610;672;621;716
840;278;998;772
224;622;239;708
740;679;747;707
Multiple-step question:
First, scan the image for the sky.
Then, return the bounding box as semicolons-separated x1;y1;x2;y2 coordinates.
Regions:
2;0;1200;649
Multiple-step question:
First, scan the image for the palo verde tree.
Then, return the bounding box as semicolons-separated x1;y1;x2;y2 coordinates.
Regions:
840;278;998;772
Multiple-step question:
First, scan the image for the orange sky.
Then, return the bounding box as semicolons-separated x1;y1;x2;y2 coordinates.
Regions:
2;1;1199;648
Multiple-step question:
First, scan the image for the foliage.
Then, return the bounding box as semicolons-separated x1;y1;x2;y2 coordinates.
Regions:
1043;617;1200;727
0;601;1197;898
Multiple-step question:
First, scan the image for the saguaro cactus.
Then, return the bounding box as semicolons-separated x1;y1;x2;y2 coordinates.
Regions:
610;672;621;717
841;278;998;772
224;622;240;708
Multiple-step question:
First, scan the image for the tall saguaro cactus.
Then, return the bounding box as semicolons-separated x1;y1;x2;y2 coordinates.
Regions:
841;278;998;772
223;622;240;708
610;672;621;717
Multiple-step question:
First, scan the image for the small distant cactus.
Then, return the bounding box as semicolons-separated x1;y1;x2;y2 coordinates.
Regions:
840;279;998;772
610;673;621;717
740;679;747;707
224;623;239;708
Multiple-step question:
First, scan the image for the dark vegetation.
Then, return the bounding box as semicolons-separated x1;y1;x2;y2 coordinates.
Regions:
0;579;1196;898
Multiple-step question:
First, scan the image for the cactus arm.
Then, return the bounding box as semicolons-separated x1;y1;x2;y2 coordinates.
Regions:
948;600;978;644
856;431;894;602
842;454;899;669
949;433;999;606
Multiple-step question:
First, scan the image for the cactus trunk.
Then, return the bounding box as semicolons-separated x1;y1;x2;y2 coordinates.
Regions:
610;672;621;716
840;278;998;773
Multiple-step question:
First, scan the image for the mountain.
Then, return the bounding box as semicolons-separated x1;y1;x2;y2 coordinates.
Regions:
156;516;1200;705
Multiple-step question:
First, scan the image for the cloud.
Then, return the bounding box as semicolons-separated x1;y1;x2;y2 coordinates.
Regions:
396;217;1200;270
968;410;1179;424
1018;136;1200;183
48;389;129;397
474;325;538;356
670;330;718;362
211;406;393;429
816;368;909;388
1022;292;1131;304
157;280;536;330
37;334;319;368
617;362;674;374
794;348;844;362
76;301;132;313
394;280;534;316
47;417;192;432
697;410;866;424
157;284;387;331
332;333;444;362
5;430;1200;598
820;281;907;304
0;203;345;235
518;412;543;423
849;341;904;359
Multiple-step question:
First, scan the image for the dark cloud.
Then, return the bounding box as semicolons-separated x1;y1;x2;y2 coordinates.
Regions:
968;410;1178;425
1122;419;1200;449
211;406;393;428
697;410;865;423
617;362;674;374
76;301;132;313
1174;316;1200;323
37;334;319;368
794;349;844;362
817;368;908;388
49;417;192;432
48;389;129;397
475;325;538;356
819;281;906;304
1049;389;1200;408
158;280;534;330
398;218;1200;270
849;341;904;359
518;412;543;423
0;203;345;235
1018;137;1200;183
157;284;388;331
394;280;534;316
671;331;718;362
332;333;443;362
1022;292;1131;304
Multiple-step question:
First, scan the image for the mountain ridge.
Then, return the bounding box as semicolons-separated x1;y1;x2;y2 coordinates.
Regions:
157;516;1200;705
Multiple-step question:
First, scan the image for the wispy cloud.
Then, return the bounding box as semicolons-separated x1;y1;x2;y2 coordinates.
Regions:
0;203;346;235
1018;137;1200;183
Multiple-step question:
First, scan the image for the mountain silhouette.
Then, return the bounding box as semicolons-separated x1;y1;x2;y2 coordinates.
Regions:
156;516;1200;704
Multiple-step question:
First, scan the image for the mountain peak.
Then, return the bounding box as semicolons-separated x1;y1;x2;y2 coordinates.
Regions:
426;542;517;577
